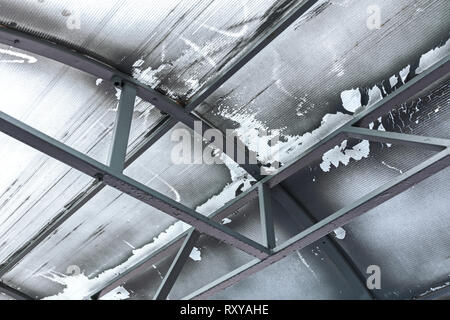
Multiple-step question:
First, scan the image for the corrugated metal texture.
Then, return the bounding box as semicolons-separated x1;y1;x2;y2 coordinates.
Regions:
195;0;450;168
124;123;232;211
278;79;450;299
210;248;363;300
376;78;450;139
0;132;93;264
2;185;177;299
333;167;450;299
167;196;302;299
282;141;436;221
0;0;306;101
1;123;236;299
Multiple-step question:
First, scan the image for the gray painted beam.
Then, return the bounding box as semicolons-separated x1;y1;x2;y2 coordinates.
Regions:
258;184;276;249
344;126;449;151
0;282;33;300
93;187;259;299
108;82;137;172
0;116;174;278
0;111;270;259
267;57;450;188
153;230;201;300
183;148;449;299
94;57;450;299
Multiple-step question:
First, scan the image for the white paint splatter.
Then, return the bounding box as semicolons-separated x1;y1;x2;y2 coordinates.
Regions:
341;89;362;113
381;161;403;174
367;86;383;107
95;79;103;86
319;140;370;172
389;74;398;88
0;48;37;64
399;65;410;83
189;247;202;261
222;218;232;225
332;227;346;240
416;39;450;74
296;251;318;280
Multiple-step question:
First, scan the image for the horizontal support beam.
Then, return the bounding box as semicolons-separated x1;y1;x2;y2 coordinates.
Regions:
94;186;260;299
0;282;33;300
0;116;174;278
0;111;270;259
95;56;450;299
344;126;449;151
183;149;449;299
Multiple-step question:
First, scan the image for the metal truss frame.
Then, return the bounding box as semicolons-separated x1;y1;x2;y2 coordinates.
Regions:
0;0;449;300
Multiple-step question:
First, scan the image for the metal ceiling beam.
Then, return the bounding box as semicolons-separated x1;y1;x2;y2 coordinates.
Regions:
0;111;270;260
92;186;259;299
0;282;33;300
108;81;137;173
92;57;450;299
153;230;201;300
0;116;174;278
344;126;449;151
183;148;449;299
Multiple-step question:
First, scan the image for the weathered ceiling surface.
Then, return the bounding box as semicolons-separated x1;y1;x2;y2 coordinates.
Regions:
0;0;449;300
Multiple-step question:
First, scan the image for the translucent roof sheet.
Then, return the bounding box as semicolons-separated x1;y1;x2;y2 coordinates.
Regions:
195;0;450;167
0;0;449;301
0;0;310;100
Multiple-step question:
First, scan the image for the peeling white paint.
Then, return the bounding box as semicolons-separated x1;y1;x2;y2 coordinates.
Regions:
189;247;202;261
381;161;403;174
399;65;410;83
416;39;450;74
0;48;37;64
296;251;318;280
367;85;383;107
41;143;252;299
222;218;232;225
341;89;362;113
389;75;398;88
319;140;370;172
332;227;346;240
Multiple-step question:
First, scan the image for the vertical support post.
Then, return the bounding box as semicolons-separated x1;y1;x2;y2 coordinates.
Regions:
108;81;137;173
154;230;201;300
258;183;276;250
